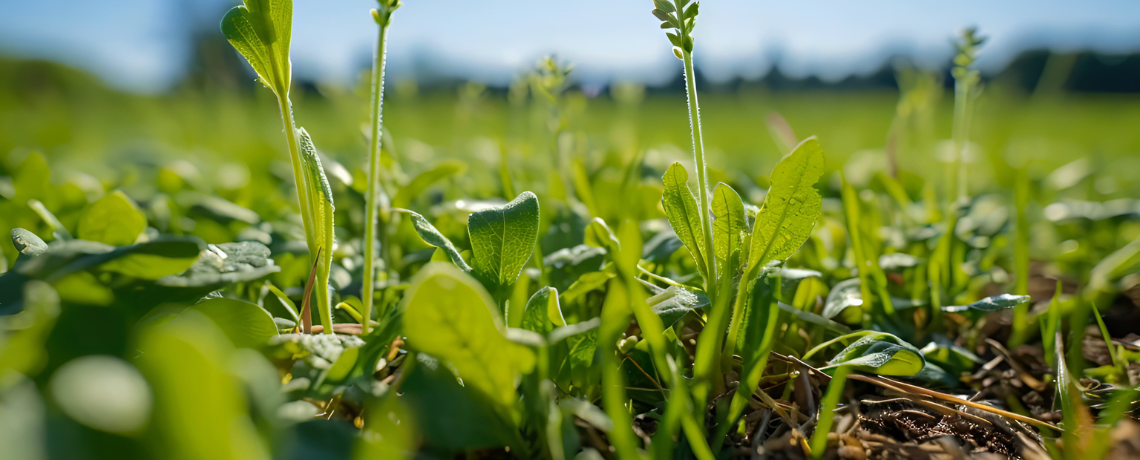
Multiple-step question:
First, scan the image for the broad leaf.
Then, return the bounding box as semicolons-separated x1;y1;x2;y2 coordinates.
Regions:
747;137;824;276
401;264;536;411
156;242;276;287
183;298;278;349
98;239;203;280
827;332;925;376
660;162;708;282
220;0;293;96
136;313;271;460
711;183;746;271
77;191;147;246
468;191;540;292
398;209;472;272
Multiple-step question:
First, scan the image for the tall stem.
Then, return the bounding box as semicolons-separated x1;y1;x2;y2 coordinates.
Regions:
363;20;391;335
682;51;718;291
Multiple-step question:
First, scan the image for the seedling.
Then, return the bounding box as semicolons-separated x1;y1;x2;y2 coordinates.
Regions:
221;0;336;333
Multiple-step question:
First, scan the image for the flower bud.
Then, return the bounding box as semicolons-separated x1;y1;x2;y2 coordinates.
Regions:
672;46;683;60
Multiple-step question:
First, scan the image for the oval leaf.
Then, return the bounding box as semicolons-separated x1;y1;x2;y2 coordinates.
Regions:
468;191;540;291
77;190;147;246
183;298;278;349
401;263;536;411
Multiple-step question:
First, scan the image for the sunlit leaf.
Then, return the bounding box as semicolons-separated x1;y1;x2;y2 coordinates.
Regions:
826;332;925;376
661;162;708;282
182;298;278;349
711;183;746;271
747;137;824;277
77;190;147;246
468;191;540;293
401;263;535;411
398;209;472;272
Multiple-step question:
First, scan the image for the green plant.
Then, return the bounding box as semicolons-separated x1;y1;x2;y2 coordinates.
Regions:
221;0;336;332
361;0;402;335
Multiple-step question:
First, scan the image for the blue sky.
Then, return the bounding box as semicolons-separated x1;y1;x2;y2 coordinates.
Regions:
2;0;1139;92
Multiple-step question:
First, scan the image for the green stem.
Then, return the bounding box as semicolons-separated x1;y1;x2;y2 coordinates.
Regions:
363;18;391;335
272;76;327;332
682;50;718;293
809;366;850;459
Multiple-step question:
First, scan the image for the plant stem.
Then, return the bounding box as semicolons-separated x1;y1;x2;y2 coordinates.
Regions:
273;82;327;332
682;50;718;293
809;366;850;459
362;17;391;335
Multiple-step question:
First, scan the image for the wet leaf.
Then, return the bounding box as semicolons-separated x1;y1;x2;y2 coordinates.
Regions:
747;137;824;277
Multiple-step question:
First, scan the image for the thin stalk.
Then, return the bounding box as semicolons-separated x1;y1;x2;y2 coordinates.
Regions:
951;78;971;201
809;366;850;459
681;50;718;293
363;18;392;335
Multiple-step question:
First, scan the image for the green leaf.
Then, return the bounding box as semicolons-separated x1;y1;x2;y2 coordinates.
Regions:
521;287;566;336
183;298;278;349
401;355;520;451
398;209;472;272
653;1;675;13
661;162;709;283
468;191;540;292
1090;235;1140;292
560;271;615;303
298;128;335;332
98;239;203;280
401;263;536;411
584;217;620;252
77;190;147;246
826;332;925;376
747;137;824;276
155;242;279;290
220;0;292;96
10;228;47;257
646;284;707;328
711;183;746;272
821;278;863;323
941;293;1029;314
136;312;271;460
